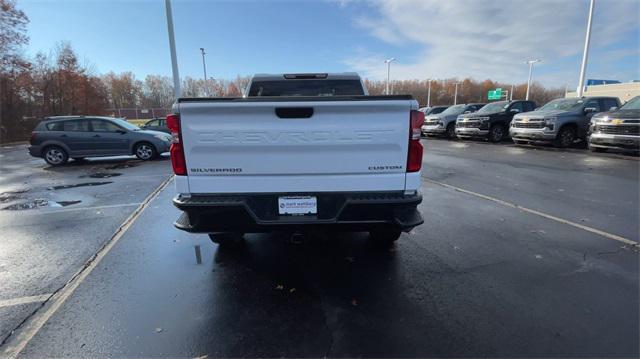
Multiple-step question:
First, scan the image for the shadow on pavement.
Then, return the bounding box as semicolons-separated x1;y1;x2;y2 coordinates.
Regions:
192;231;459;357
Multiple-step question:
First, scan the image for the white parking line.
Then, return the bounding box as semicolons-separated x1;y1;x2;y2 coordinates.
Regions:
1;175;173;358
0;294;52;309
425;178;639;247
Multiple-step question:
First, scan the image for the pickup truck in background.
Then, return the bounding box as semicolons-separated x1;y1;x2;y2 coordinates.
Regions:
422;103;485;138
169;73;424;245
456;100;536;142
510;96;620;148
588;95;639;153
419;105;449;116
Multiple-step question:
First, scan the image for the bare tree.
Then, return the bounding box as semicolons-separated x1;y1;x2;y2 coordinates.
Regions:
142;74;174;108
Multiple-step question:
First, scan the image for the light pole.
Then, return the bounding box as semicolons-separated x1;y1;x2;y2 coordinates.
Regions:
384;58;395;95
200;47;208;96
427;79;432;107
577;0;595;97
525;59;541;100
453;82;461;105
510;84;514;101
165;0;180;98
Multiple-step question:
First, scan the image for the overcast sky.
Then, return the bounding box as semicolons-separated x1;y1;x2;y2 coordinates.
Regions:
20;0;640;88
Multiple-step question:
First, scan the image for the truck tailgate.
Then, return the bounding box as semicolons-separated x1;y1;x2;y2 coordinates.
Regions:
179;97;413;193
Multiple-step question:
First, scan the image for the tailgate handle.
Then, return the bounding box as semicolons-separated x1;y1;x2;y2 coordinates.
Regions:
275;107;313;119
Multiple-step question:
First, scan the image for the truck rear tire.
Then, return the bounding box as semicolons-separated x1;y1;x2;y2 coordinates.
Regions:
446;123;457;139
208;232;245;246
489;124;505;142
554;126;576;148
369;228;401;244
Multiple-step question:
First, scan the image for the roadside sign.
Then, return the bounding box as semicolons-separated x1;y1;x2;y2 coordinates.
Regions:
488;88;503;100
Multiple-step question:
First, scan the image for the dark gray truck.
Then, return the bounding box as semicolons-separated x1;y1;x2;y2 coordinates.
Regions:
510;96;620;147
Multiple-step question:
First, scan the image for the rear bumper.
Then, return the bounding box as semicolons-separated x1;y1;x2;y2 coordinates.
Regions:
589;133;640;150
173;192;423;233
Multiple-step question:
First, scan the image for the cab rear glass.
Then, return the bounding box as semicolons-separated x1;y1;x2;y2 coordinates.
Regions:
248;79;364;96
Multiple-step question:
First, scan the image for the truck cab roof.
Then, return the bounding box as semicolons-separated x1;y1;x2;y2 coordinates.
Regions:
250;72;361;82
245;72;367;97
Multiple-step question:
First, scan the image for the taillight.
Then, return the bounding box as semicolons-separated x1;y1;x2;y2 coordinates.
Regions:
170;142;186;175
30;132;37;145
167;114;180;133
407;110;424;172
410;110;424;140
166;114;186;175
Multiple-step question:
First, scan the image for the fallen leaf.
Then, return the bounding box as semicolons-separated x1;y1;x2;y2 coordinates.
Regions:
535;254;543;259
155;327;163;333
275;284;284;290
289;288;296;293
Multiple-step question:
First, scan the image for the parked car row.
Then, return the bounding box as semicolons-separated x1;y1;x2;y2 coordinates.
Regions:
26;96;639;167
421;96;639;153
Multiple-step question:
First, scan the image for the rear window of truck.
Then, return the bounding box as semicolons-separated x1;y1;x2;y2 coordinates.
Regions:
248;79;365;97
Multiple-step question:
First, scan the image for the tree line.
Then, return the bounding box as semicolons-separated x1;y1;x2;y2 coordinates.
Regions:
364;79;564;107
1;0;564;143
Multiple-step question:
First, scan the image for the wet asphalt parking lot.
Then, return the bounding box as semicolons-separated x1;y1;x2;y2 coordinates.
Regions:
0;139;638;357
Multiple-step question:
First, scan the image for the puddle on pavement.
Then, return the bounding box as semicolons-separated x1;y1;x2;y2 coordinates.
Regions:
104;162;139;170
3;199;82;210
80;172;122;179
49;181;113;190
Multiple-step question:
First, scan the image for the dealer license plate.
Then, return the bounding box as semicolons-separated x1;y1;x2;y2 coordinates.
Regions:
278;196;317;215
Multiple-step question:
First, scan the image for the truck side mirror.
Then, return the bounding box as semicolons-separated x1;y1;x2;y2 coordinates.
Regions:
584;107;597;113
609;106;618;111
509;108;520;114
463;110;471;114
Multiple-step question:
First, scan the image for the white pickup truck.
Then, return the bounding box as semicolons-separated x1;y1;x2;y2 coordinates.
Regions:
168;73;424;245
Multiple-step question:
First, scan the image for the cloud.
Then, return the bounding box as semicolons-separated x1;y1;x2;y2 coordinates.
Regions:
342;0;640;86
